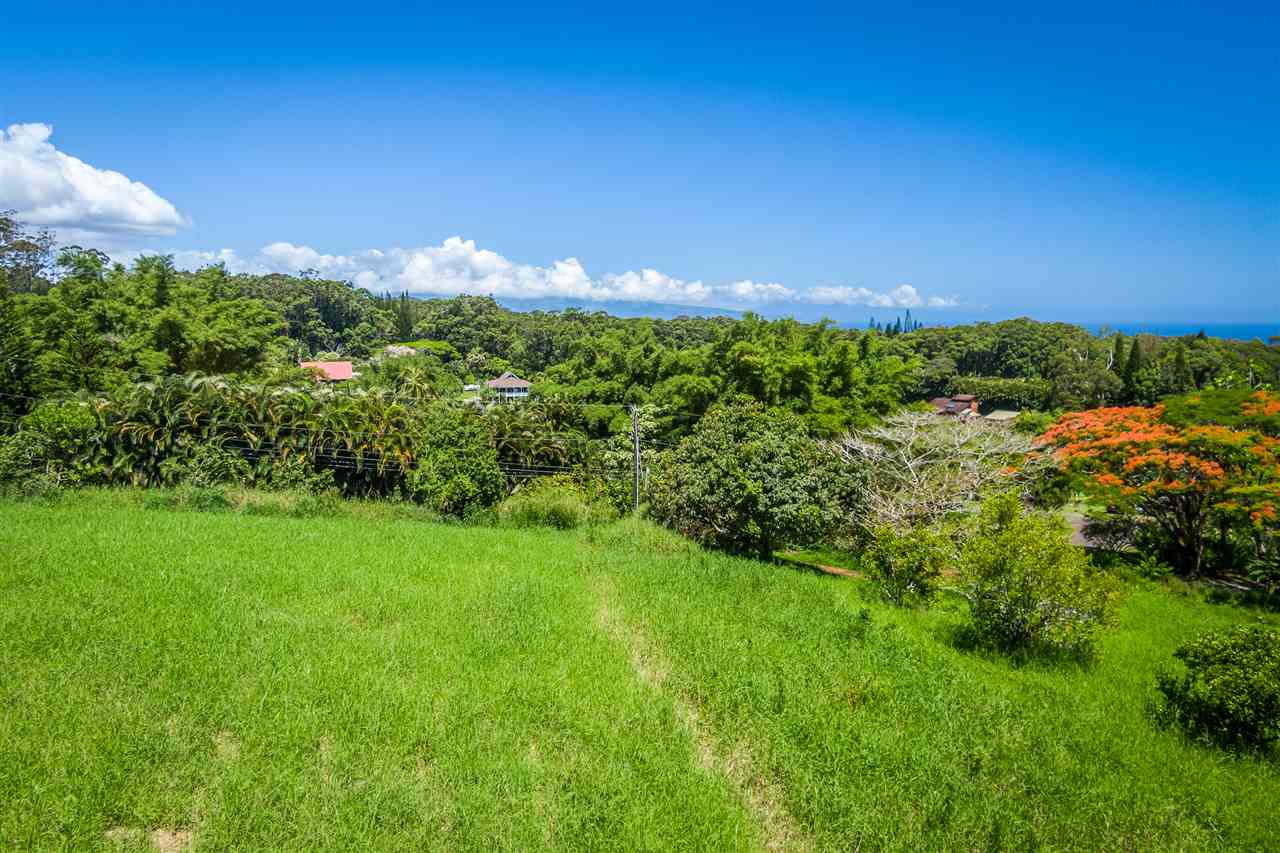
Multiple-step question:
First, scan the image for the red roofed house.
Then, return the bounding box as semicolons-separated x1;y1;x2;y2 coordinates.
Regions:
931;394;978;416
299;360;355;382
486;371;531;401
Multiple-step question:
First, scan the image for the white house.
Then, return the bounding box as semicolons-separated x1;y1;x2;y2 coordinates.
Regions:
485;371;531;401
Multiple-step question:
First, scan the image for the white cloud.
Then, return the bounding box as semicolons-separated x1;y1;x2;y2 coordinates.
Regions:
0;123;187;241
259;242;354;273
127;235;959;310
805;284;916;307
726;279;797;302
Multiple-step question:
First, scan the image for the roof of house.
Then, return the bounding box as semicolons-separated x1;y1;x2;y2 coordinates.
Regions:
299;360;355;381
486;371;531;390
931;394;979;413
984;409;1020;421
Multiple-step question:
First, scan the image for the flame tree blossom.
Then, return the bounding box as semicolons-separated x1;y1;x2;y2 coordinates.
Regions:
1039;393;1280;577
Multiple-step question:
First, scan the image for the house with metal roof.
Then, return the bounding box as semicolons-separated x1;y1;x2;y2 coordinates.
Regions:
930;394;978;416
299;361;356;382
485;371;531;401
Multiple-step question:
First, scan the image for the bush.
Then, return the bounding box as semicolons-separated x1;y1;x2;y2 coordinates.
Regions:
1012;409;1060;436
863;526;950;606
258;454;337;494
958;492;1116;660
168;443;252;487
1082;510;1142;553
20;401;97;458
1246;535;1280;602
0;402;97;490
497;475;618;530
1156;625;1280;753
406;405;505;517
1134;554;1173;581
649;401;864;559
0;431;52;486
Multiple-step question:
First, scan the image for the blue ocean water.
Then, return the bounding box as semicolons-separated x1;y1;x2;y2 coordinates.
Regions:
1083;322;1279;342
484;295;1278;342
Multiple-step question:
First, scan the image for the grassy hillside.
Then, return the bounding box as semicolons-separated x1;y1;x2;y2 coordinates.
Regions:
2;494;1278;851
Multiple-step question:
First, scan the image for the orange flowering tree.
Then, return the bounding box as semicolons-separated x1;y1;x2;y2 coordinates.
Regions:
1039;394;1280;577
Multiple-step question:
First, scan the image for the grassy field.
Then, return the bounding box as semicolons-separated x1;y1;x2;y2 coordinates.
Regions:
2;492;1279;851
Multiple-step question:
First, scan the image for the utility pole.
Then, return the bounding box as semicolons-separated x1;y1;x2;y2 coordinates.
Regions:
630;404;641;514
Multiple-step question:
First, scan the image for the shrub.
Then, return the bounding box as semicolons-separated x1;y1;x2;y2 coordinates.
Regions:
1134;554;1173;581
1012;409;1060;435
1246;535;1280;602
170;443;252;487
958;492;1116;660
650;401;864;559
406;405;505;517
1155;625;1280;753
1082;510;1141;553
498;475;618;530
863;526;950;606
258;454;337;494
0;431;51;486
20;401;97;458
0;401;97;490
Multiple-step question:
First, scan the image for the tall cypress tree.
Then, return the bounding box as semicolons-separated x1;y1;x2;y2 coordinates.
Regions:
1172;344;1194;392
395;292;414;341
1123;339;1144;401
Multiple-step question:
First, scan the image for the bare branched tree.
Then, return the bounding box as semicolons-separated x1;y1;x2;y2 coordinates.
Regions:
827;411;1049;535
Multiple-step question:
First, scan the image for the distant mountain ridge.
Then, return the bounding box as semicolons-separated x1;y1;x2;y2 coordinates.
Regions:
493;296;743;320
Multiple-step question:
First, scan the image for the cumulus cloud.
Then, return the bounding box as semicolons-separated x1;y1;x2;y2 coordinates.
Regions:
0;123;187;241
804;283;932;308
726;279;797;303
134;236;959;310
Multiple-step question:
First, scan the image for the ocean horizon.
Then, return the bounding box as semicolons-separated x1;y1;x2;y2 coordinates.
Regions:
1081;322;1279;342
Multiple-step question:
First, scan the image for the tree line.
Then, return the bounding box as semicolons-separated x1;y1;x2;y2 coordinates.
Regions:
4;212;1277;437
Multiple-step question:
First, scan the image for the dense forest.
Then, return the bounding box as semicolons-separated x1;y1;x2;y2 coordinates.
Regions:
3;213;1277;439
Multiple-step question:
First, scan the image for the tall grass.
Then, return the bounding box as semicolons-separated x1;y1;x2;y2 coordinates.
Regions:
1;493;1278;850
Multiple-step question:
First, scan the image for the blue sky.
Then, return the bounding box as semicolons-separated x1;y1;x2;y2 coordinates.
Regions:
1;1;1276;323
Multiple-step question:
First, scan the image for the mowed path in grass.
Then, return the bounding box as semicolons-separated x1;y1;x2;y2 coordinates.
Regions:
2;496;1279;851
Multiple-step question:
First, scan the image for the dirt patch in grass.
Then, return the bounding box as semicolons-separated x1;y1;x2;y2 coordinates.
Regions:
595;580;813;853
214;729;240;761
318;734;335;784
104;826;193;852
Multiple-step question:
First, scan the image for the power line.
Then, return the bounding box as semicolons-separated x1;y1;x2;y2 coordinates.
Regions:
0;418;633;478
0;358;716;422
0;392;628;446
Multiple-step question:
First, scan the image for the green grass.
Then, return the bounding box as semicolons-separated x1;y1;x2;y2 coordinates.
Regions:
775;546;861;574
2;491;1279;850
